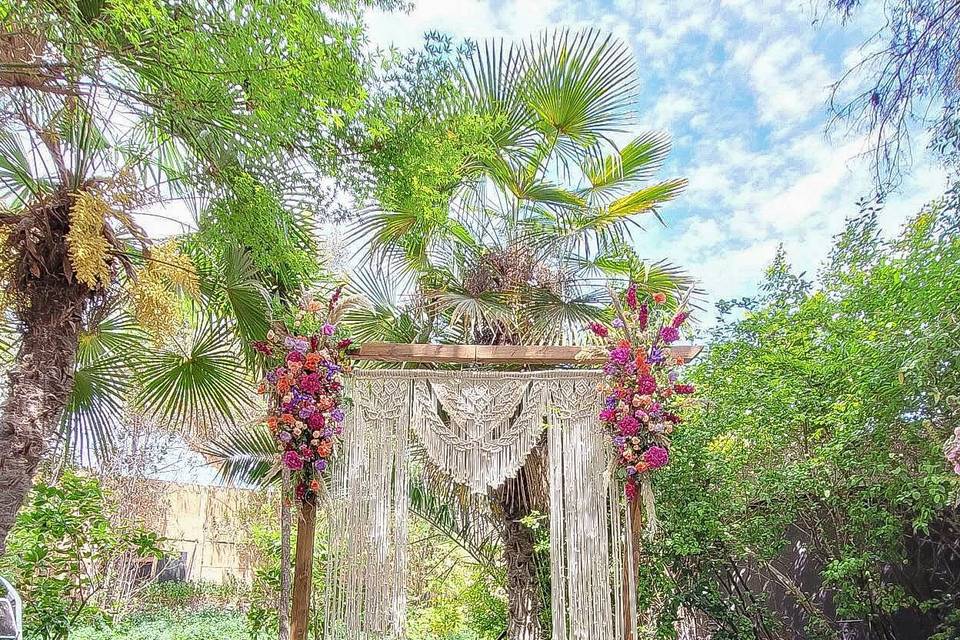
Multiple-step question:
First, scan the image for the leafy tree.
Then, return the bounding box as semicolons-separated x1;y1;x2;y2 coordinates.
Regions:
824;0;960;194
0;0;401;554
642;187;960;638
0;469;163;640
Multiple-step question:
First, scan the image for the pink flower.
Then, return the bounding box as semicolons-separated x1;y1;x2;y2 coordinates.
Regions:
671;311;689;329
599;407;617;422
660;326;680;343
299;373;322;395
588;322;609;337
638;304;649;330
643;445;669;469
617;415;640;436
625;481;638;501
286;351;305;363
636;374;657;395
308;412;325;429
322;323;336;336
674;384;695;395
626;284;638;310
609;347;632;365
282;450;303;470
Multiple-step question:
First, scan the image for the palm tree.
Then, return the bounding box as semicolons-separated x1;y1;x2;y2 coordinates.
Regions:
353;29;691;638
0;0;387;553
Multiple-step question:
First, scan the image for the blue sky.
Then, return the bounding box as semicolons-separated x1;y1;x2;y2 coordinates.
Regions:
367;0;951;311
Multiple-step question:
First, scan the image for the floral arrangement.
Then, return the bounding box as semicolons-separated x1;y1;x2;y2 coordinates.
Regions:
254;288;353;503
591;284;696;500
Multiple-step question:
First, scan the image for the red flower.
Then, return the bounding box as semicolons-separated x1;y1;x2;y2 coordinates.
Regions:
671;311;689;329
674;384;695;395
626;284;638;310
638;304;649;330
337;338;353;350
652;292;667;305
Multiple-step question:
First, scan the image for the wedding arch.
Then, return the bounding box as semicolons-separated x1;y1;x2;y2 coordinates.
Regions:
288;343;700;640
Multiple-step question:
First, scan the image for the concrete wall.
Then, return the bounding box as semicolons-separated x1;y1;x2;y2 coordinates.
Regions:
136;481;276;585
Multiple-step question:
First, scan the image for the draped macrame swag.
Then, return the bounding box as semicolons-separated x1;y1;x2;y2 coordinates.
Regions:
321;369;637;640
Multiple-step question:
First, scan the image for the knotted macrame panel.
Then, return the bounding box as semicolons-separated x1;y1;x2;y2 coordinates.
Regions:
412;372;550;494
324;373;411;640
324;369;630;640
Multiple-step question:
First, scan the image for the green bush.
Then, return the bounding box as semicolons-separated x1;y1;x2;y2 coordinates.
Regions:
72;610;259;640
0;470;163;640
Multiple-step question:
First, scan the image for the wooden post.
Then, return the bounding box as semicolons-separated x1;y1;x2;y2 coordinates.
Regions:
290;497;317;640
621;497;643;640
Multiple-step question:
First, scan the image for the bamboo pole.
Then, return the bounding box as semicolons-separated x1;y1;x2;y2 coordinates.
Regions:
290;497;317;640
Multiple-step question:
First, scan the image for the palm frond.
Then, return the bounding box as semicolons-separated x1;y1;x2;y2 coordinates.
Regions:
582;132;673;198
199;422;280;488
136;318;256;434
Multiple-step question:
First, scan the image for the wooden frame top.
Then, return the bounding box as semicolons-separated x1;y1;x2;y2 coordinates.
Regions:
347;343;702;365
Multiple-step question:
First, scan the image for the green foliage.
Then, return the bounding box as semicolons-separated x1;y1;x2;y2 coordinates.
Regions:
644;190;960;636
0;471;163;640
195;172;323;299
72;610;258;640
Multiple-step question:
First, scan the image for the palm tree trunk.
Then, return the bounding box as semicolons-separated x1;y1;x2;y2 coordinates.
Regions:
491;444;548;640
0;295;84;555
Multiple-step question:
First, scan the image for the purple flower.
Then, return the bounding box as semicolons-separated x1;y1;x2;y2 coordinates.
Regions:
298;406;315;419
330;408;344;423
647;346;666;364
313;459;327;473
605;395;618;409
660;326;680;344
613;436;626;447
322;323;336;336
668;371;679;384
278;431;293;443
609;346;631;365
612;318;625;328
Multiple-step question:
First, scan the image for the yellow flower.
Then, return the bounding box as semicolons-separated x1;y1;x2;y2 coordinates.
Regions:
67;191;112;288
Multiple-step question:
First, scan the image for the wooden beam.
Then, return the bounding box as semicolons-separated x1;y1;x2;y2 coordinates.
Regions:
348;343;702;365
290;499;317;640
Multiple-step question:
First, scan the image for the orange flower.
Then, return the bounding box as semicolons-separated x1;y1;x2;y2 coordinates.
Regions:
316;397;333;411
281;413;296;425
304;353;321;371
635;461;650;473
617;339;631;349
288;361;302;375
276;378;291;394
317;441;333;457
266;416;279;429
306;300;323;313
309;479;321;492
652;292;667;305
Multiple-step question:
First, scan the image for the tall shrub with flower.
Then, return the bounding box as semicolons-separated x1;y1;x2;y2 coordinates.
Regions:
254;288;354;503
590;284;697;500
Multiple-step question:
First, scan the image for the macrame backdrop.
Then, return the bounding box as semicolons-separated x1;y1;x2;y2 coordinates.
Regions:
323;370;632;640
